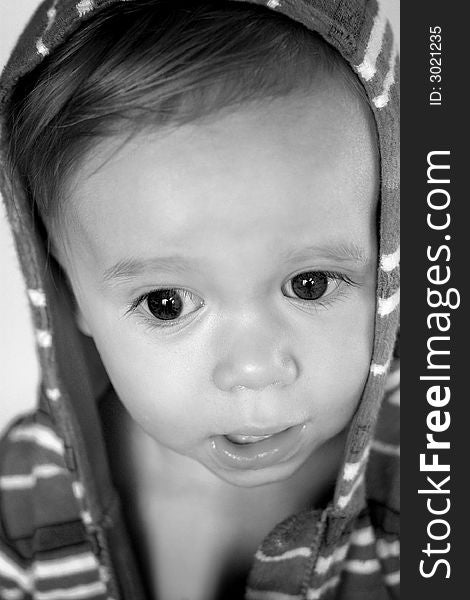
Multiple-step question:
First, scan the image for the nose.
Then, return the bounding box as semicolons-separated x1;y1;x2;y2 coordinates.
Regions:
212;322;300;392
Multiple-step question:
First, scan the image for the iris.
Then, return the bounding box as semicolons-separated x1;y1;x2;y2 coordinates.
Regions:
147;289;183;320
291;272;328;300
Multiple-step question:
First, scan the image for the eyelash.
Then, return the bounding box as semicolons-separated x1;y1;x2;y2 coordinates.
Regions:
125;271;359;330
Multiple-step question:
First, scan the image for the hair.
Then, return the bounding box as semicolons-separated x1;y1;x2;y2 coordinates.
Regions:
6;0;369;238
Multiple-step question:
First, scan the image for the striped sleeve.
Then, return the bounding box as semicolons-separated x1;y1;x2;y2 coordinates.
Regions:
335;516;399;600
0;413;110;600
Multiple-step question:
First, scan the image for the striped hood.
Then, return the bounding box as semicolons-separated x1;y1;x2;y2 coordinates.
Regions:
0;1;399;599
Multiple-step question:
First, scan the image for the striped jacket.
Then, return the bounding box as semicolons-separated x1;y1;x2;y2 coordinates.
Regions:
0;1;400;599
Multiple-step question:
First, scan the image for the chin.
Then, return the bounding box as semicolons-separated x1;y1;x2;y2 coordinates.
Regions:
206;455;307;488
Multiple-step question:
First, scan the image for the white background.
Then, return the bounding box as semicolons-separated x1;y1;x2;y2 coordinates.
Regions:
0;0;399;433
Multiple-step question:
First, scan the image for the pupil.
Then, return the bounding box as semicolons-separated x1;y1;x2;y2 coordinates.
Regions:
147;289;183;320
292;272;328;300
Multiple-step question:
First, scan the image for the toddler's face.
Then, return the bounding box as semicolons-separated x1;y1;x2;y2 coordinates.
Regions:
62;77;378;487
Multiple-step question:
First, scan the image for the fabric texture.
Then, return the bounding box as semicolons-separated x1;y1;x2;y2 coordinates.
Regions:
0;1;400;598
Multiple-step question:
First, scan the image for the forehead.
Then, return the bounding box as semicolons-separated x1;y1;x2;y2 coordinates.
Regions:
63;78;378;271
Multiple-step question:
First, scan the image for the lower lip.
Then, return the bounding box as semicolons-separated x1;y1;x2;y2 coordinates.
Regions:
210;424;306;471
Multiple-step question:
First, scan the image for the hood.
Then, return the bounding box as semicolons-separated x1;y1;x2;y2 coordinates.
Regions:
0;1;399;599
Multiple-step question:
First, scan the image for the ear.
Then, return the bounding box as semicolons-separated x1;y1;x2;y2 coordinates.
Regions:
75;304;92;337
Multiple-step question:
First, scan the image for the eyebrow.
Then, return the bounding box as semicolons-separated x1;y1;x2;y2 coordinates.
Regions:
101;255;196;286
282;242;370;267
101;242;370;286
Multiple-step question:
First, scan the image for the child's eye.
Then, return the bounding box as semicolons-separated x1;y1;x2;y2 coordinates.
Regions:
283;271;357;304
129;288;204;326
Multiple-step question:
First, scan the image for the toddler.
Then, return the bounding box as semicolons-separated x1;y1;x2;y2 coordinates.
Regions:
0;1;399;599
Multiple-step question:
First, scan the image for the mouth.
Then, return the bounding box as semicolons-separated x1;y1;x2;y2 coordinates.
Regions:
210;424;306;471
224;430;286;445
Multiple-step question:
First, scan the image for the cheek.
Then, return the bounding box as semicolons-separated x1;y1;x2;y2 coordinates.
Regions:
90;324;215;442
297;300;374;424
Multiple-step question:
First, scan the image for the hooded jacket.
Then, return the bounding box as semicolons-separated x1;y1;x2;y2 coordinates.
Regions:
0;1;400;599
